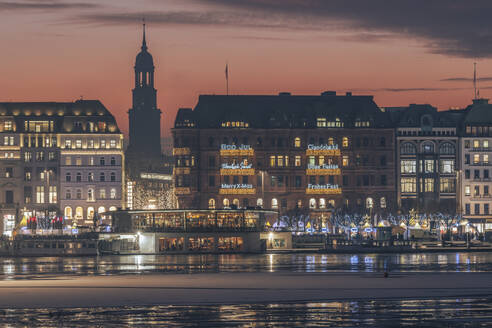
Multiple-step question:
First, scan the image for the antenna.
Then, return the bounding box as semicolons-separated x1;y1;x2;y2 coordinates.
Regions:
473;62;476;99
225;61;229;96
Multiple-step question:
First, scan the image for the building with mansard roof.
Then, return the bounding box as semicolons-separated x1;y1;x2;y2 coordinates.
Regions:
173;91;396;224
0;100;124;234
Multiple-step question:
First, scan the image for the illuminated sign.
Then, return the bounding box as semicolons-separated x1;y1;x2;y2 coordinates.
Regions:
220;163;255;175
173;148;191;156
220;144;254;156
306;144;341;156
306;184;342;195
306;163;341;175
219;183;255;195
175;187;191;195
141;173;173;180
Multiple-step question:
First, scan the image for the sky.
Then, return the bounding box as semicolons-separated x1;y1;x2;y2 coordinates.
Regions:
1;0;492;136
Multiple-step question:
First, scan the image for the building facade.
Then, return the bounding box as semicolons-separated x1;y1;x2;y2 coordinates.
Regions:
460;98;492;229
172;92;396;218
389;104;465;213
0;100;124;234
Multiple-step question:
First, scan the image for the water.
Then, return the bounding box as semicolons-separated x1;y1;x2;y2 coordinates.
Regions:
2;252;492;326
0;252;490;278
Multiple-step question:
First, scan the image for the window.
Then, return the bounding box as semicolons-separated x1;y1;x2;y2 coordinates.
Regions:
401;160;416;174
75;139;82;149
209;176;215;187
24;168;31;181
36;151;44;161
88;139;94;148
99;189;106;199
440;178;455;193
111;157;116;166
100;172;105;182
110;188;116;199
65;173;71;182
465;204;470;215
401;142;416;155
110;172;116;182
295;156;301;167
465;140;470;149
100;140;106;148
48;152;55;161
423;160;434;173
366;197;373;209
36;186;44;203
343;175;349;186
309;198;316;209
485;170;490;179
465;186;471;196
208;199;216;209
317;118;327;127
474;185;480;196
380;197;387;208
66;189;71;200
319;198;326;209
485;204;490;215
465;155;470;164
440;160;455;174
76;189;82;199
484;140;490;149
270;156;275;167
24;152;32;162
484;155;489;164
381;175;387;186
342;137;349;148
401;178;416;193
100;157;105;165
422;142;434;154
4;121;12;131
64;207;72;220
88;172;94;182
342;156;349;167
88;188;95;201
75;157;82;166
475;204;480;215
473;140;480;148
271;198;278;209
474;154;480;164
465;170;470;179
439;143;455;155
49;186;57;203
89;157;94;166
110;139;116;148
294;137;301;148
295;176;302;188
76;172;82;182
424;178;434;192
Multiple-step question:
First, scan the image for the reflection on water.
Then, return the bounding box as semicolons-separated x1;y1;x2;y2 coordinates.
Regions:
1;252;492;279
1;297;491;327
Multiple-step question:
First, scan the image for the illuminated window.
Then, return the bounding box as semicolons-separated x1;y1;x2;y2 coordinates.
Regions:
308;156;316;166
100;140;106;148
75;139;82;148
87;207;94;220
401;178;416;193
319;198;326;209
110;140;116;148
65;156;71;166
484;154;489;164
474;154;480;164
88;139;94;148
271;198;278;209
422;142;434;153
208;199;216;209
380;197;386;208
110;188;116;199
65;139;72;148
484;140;489;148
424;178;434;192
87;188;94;201
295;156;301;167
440;160;454;174
440;178;455;193
64;207;72;220
366;197;373;209
473;140;480;148
309;198;316;209
342;137;349;148
49;186;57;203
342;156;349;167
465;185;470;196
294;137;301;148
4;121;12;131
423;160;434;173
223;198;230;208
328;137;334;146
270;156;275;167
277;156;284;167
36;186;44;203
257;198;263;208
401;160;416;174
317;118;327;127
318;156;325;166
99;189;106;199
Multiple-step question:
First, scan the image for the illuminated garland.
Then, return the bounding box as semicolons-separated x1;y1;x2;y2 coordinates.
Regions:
220;168;255;175
306;149;341;156
175;187;191;195
306;188;342;195
174;167;191;175
219;188;256;195
220;149;254;156
306;168;341;175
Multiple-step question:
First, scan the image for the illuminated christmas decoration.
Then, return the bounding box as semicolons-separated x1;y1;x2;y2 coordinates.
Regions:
306;164;341;175
174;167;191;175
306;184;342;194
219;144;254;156
175;187;191;195
220;163;255;175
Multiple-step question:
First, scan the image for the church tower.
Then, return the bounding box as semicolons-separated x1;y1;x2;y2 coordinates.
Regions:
127;23;162;161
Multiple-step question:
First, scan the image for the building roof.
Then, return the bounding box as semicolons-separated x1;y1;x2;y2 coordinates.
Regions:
175;92;393;129
0;100;121;133
390;104;465;128
463;99;492;125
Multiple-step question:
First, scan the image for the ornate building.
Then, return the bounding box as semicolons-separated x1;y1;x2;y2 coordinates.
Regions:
388;104;465;213
0;100;124;234
125;24;174;210
172;92;396;218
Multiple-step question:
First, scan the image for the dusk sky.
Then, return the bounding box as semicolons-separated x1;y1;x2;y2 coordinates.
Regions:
2;0;492;136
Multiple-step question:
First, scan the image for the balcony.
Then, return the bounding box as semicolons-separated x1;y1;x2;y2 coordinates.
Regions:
173;167;191;175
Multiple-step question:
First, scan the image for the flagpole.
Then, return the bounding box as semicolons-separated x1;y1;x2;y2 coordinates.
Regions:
225;62;229;96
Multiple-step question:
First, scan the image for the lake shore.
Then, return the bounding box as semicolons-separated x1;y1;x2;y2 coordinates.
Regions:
2;272;492;309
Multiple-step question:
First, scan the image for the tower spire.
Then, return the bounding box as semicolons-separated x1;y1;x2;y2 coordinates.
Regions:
142;18;147;51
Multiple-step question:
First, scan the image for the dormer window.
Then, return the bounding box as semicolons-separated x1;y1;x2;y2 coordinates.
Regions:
4;121;12;131
327;117;343;128
220;121;249;128
316;118;327;127
355;120;370;127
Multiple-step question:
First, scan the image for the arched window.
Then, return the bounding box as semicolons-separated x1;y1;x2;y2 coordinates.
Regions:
271;198;278;209
400;142;416;155
257;198;263;208
328;137;334;146
319;198;326;209
87;207;94;220
97;206;105;214
223;198;230;208
110;188;116;199
100;172;105;182
421;142;435;154
110;172;116;182
329;199;335;208
296;199;302;208
64;206;72;220
366;197;374;209
109;206;117;211
294;137;301;148
439;142;455;155
380;197;387;209
208;198;216;209
309;198;316;209
75;207;83;219
76;172;81;182
65;172;71;182
233;199;240;208
88;172;94;182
